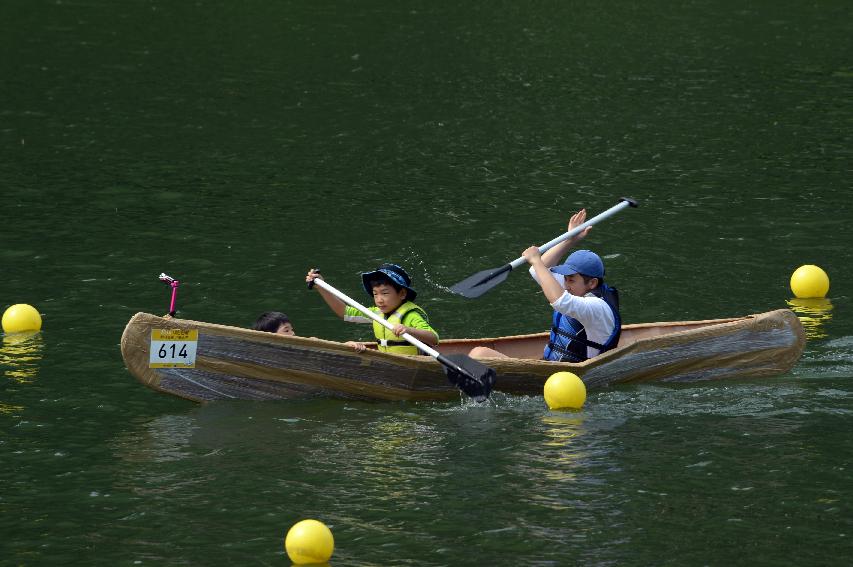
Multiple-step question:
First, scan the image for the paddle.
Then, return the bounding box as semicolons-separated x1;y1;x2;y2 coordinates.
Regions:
450;197;639;298
308;277;497;402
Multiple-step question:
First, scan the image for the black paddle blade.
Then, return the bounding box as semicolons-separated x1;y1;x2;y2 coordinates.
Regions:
449;264;512;299
439;354;497;403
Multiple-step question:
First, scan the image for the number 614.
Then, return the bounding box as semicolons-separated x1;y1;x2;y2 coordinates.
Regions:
158;343;188;358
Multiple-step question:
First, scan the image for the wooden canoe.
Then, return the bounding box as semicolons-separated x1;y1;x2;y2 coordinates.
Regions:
120;309;805;403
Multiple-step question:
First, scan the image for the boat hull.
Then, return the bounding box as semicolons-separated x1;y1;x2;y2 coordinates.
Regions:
120;309;805;403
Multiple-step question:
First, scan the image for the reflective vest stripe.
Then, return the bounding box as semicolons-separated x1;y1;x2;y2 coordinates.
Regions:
371;301;428;355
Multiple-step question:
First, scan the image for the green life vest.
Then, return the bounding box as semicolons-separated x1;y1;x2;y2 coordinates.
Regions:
372;301;430;355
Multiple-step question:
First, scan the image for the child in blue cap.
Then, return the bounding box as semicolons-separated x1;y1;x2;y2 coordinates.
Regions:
471;208;621;362
306;264;439;354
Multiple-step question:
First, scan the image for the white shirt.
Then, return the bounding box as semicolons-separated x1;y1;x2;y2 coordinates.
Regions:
530;267;616;358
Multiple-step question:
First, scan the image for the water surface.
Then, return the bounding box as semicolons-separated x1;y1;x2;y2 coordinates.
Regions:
2;0;851;564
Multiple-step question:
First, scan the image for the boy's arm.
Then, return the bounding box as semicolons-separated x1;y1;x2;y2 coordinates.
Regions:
540;209;591;268
394;312;439;347
306;269;346;319
523;247;566;304
399;326;438;346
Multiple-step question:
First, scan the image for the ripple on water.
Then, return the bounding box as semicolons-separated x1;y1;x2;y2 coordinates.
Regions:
581;381;850;419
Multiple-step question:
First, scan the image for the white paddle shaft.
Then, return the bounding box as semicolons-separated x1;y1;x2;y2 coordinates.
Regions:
507;199;634;269
311;278;441;358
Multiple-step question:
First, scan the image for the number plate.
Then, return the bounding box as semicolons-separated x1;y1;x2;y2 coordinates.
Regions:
149;329;198;368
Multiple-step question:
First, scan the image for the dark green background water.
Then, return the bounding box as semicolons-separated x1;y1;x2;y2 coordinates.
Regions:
2;1;851;564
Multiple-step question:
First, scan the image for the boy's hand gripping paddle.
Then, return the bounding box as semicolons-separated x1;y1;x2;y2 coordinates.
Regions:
450;197;639;299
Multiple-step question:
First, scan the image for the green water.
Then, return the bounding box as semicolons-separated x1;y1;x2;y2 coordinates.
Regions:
2;0;851;564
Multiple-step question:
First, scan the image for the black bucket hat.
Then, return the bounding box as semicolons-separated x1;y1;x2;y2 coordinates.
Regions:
361;263;417;302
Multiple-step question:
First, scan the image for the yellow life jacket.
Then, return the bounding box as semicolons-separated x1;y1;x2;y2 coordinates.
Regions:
372;301;430;355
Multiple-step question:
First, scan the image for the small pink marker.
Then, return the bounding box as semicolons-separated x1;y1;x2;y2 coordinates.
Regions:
158;273;180;317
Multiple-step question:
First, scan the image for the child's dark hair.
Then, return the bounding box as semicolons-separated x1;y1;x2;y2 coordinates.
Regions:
368;274;404;294
580;274;605;286
252;311;290;333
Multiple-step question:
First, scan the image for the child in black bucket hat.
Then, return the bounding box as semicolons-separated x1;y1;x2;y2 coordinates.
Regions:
306;263;438;354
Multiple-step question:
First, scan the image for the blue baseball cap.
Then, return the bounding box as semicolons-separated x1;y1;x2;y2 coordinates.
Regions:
361;263;417;301
550;250;605;278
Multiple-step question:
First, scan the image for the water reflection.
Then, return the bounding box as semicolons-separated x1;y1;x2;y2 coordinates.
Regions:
0;401;24;416
1;331;44;383
109;413;218;499
111;414;198;464
787;298;833;340
541;413;585;447
539;414;586;483
344;413;447;498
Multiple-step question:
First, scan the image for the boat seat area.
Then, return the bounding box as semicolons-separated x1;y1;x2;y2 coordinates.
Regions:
618;319;740;347
439;318;741;359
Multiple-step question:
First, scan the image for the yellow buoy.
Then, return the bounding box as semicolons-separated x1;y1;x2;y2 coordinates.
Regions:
2;304;42;333
285;519;334;565
544;371;587;410
790;265;830;298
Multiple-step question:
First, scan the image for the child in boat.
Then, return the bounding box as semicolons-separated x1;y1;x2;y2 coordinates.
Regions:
252;311;295;336
470;208;621;362
305;263;439;354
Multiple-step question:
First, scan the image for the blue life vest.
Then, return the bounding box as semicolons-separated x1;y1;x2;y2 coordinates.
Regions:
543;284;621;362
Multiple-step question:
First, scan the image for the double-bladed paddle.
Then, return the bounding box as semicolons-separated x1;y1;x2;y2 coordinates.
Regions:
450;197;639;298
308;277;497;402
